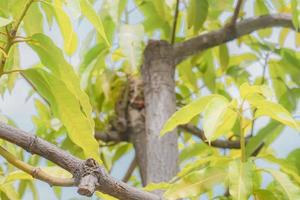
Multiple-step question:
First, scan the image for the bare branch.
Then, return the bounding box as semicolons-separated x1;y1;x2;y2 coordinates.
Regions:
179;124;241;149
122;155;137;183
0;122;160;200
229;0;243;26
174;14;296;63
0;146;75;187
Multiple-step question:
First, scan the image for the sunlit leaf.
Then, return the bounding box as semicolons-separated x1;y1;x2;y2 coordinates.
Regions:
160;95;223;136
23;68;101;162
264;169;300;200
53;0;78;55
203;98;237;142
80;0;110;46
229;160;254;200
164;167;227;199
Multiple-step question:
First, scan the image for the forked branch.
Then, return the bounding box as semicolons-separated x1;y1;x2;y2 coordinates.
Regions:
0;122;159;200
174;14;297;63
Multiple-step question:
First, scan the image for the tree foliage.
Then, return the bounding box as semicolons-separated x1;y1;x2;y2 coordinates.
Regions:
0;0;299;199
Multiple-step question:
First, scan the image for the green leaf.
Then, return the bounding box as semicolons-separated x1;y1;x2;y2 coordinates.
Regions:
164;167;227;199
23;3;43;35
28;33;95;130
287;148;300;175
0;184;19;200
229;160;254;200
254;0;271;38
292;0;299;30
22;68;101;163
246;121;283;158
178;59;198;92
219;44;229;71
53;0;78;55
143;182;171;192
203;98;237;142
187;0;208;33
254;189;278;200
80;0;110;46
264;169;300;200
254;100;299;130
160;94;222;136
260;154;300;184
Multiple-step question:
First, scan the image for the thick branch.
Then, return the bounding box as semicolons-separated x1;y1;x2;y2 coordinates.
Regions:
179;124;241;149
0;122;160;200
0;146;75;187
174;14;295;63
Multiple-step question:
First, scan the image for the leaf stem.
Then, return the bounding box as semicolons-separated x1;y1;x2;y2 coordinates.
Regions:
171;0;180;44
239;101;246;162
0;0;35;76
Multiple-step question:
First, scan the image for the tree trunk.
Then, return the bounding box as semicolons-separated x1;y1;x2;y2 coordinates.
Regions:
135;40;178;187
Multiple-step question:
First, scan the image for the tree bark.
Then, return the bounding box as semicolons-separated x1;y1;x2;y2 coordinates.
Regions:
136;40;178;187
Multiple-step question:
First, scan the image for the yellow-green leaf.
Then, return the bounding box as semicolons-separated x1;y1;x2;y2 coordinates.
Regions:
254;100;299;130
203;98;237;142
160;95;222;136
164;167;227;200
80;0;110;46
22;68;101;163
53;0;78;55
264;169;300;200
229;160;254;200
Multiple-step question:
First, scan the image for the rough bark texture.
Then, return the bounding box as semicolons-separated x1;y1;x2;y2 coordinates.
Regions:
174;14;296;63
137;40;178;186
0;122;160;200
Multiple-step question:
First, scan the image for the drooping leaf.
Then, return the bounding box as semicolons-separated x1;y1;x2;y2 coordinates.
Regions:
164;167;227;200
203;98;237;142
187;0;208;33
28;33;95;130
264;169;300;200
22;68;100;162
254;100;299;130
229;160;254;200
219;44;229;71
160;95;223;136
246;121;283;158
80;0;110;46
53;0;78;55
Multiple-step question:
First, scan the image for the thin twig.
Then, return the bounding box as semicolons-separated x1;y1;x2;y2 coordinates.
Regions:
230;0;243;26
171;0;180;44
122;155;137;183
0;146;75;186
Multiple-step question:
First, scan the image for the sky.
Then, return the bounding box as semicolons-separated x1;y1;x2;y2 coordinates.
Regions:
0;0;299;199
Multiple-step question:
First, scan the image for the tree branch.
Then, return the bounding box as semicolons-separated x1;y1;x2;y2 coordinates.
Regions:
0;122;160;200
122;155;137;183
174;14;296;63
0;146;75;187
229;0;243;26
179;124;241;149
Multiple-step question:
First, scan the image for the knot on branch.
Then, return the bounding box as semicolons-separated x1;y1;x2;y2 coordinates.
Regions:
76;158;103;197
